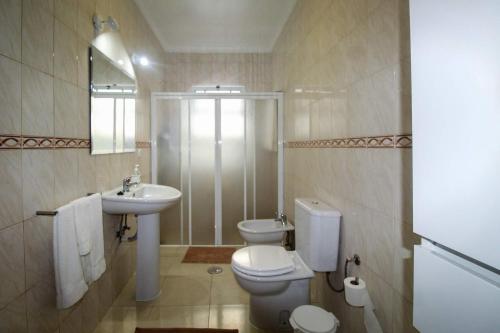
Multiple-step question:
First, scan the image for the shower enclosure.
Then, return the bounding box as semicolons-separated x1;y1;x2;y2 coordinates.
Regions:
151;92;283;245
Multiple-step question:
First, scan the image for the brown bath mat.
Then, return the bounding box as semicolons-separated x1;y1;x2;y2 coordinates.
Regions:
181;247;237;264
135;328;238;333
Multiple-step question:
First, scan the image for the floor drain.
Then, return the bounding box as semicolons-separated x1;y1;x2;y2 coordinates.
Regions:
207;266;223;274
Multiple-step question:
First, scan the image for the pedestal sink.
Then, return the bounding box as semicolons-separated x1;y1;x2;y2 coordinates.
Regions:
102;183;181;301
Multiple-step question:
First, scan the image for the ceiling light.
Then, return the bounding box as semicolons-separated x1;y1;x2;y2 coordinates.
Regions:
139;56;149;66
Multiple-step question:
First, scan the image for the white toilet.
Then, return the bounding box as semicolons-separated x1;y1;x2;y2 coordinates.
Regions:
231;198;341;331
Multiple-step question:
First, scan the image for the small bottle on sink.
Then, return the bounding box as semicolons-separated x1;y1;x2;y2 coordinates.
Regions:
130;164;141;186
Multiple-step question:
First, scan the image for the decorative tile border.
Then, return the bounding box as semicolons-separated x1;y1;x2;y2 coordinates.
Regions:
0;134;151;150
136;141;151;149
286;135;412;149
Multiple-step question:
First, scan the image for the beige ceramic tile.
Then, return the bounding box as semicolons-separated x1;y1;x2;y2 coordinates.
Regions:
210;271;249;305
0;294;28;333
0;54;21;134
54;0;77;31
22;0;54;74
0;223;25;308
26;278;60;333
92;307;136;333
392;291;418;333
133;305;210;329
366;210;395;285
22;149;55;220
97;270;114;320
392;219;419;302
54;149;79;207
24;215;54;288
60;303;83;333
209;305;268;333
77;149;96;196
76;2;94;43
0;0;22;60
157;275;211;306
77;38;90;89
81;284;100;333
54;19;78;84
77;88;90;138
21;65;54;136
0;150;23;230
54;79;79;138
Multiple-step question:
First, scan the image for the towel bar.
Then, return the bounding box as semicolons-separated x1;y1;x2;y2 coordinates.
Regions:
36;193;98;216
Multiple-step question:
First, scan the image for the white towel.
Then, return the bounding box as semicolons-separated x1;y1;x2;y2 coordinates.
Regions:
53;204;88;309
87;193;106;282
73;196;92;256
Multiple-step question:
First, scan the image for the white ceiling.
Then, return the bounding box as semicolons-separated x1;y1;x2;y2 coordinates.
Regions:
134;0;297;53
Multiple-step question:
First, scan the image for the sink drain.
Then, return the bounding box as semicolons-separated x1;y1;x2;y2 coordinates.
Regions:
207;266;223;274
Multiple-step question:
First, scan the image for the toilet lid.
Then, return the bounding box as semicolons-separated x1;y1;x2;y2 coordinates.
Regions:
231;245;295;276
291;305;338;333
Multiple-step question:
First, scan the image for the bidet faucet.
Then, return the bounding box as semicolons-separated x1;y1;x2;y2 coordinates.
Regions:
275;212;287;227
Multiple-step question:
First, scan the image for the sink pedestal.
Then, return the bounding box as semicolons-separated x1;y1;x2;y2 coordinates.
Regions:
136;213;161;301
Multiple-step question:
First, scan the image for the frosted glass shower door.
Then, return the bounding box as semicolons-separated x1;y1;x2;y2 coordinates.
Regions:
221;99;278;244
153;93;282;245
156;98;216;245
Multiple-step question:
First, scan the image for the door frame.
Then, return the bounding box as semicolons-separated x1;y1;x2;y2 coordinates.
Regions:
151;92;284;245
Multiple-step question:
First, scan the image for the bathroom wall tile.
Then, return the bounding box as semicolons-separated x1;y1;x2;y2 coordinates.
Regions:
26;279;59;333
95;155;113;192
77;39;90;89
0;0;22;61
54;19;78;84
24;215;54;288
362;149;395;217
393;219;419;302
366;270;394;333
0;54;22;134
97;270;114;320
55;0;77;31
0;294;28;333
22;0;54;74
54;149;78;207
22;150;55;220
77;88;90;138
394;148;412;224
54;79;79;138
60;303;83;333
77;150;96;197
76;2;94;43
0;150;23;230
81;284;99;333
366;210;395;285
21;65;54;136
0;223;25;309
392;291;418;333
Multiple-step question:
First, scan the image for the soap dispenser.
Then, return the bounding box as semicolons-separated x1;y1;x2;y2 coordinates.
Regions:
131;164;141;185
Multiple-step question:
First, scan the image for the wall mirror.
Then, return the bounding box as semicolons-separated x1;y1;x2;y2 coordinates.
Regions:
90;31;136;154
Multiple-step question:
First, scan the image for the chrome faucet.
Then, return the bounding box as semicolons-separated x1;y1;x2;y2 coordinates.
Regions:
122;176;131;193
275;212;287;227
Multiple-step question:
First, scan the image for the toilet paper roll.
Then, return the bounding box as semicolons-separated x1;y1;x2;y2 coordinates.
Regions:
344;277;368;307
344;277;383;333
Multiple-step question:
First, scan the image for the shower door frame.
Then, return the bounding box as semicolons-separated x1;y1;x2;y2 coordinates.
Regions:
151;92;284;245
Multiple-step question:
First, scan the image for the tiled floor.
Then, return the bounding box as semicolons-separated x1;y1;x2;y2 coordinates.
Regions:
93;246;270;333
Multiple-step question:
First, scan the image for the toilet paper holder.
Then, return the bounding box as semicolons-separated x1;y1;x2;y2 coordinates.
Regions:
326;253;361;292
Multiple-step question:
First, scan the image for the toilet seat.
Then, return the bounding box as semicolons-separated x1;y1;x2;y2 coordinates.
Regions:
290;305;339;333
232;245;295;276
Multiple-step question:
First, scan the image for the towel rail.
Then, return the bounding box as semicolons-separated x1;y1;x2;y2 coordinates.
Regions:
36;193;98;216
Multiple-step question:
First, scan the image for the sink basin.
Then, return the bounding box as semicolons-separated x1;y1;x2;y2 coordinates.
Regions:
101;183;181;301
102;183;181;215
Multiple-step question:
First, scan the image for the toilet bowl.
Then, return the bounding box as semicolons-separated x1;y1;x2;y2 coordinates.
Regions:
232;245;314;331
237;219;294;245
231;198;342;332
290;305;340;333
